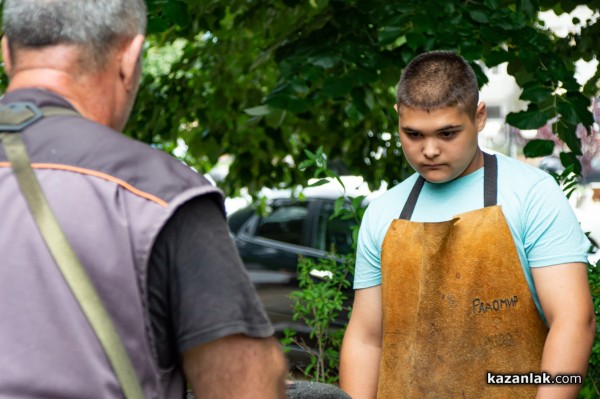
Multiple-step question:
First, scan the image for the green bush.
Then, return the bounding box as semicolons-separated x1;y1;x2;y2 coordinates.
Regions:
580;259;600;398
283;252;354;383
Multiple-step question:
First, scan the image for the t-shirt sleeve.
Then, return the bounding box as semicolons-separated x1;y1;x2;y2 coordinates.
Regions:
354;203;384;289
523;176;591;267
148;195;274;369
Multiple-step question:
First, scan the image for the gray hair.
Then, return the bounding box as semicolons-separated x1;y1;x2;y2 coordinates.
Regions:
3;0;147;68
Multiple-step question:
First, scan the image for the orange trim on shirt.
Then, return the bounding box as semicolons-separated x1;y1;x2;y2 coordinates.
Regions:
0;161;168;208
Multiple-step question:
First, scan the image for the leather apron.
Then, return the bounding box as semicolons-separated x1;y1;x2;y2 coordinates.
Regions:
377;153;548;399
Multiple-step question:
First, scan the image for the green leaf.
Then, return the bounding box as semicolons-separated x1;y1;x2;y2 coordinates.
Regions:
308;179;331;187
556;98;579;125
469;10;490;23
567;92;595;127
405;32;427;50
332;196;345;219
243;105;271;116
265;109;287;128
507;59;535;86
298;159;314;171
266;94;309;113
556;122;582;155
523;139;555;158
506;110;548;129
518;0;536;18
559;151;582;175
147;16;170;34
379;26;404;45
163;1;191;28
460;43;484;61
323;76;354;98
520;83;553;103
483;50;513;68
307;55;341;69
351;195;366;210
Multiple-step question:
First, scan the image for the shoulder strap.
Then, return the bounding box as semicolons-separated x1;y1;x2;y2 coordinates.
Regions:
0;103;143;399
483;152;498;207
399;175;425;220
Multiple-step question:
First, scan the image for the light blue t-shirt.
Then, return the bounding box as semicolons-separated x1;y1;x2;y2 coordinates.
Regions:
355;152;590;318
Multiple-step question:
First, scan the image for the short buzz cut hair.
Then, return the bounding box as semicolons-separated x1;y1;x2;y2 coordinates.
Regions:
2;0;147;69
396;50;480;119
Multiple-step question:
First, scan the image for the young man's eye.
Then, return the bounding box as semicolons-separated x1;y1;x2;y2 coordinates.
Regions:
439;131;457;138
405;132;421;139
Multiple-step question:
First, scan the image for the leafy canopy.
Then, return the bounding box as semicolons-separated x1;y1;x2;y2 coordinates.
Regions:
1;1;597;195
136;0;599;196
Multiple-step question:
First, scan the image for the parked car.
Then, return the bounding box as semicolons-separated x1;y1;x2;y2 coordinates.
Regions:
227;178;379;366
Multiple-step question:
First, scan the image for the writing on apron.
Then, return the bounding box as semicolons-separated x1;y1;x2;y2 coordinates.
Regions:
472;296;518;314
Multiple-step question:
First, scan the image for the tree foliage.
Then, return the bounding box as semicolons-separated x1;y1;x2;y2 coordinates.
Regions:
134;0;600;196
0;1;597;194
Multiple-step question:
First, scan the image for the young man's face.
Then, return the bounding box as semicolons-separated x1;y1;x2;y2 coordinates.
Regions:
397;103;487;183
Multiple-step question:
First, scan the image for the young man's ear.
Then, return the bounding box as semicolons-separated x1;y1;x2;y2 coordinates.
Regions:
475;102;487;132
2;36;14;77
119;34;145;92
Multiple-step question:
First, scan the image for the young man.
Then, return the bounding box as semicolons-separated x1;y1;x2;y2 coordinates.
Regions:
0;1;286;397
340;51;595;399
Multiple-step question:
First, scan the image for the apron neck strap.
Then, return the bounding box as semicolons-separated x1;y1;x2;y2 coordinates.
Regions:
399;152;498;220
482;152;498;208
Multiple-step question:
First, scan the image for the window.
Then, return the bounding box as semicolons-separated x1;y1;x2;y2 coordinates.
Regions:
486;106;502;119
315;201;355;255
254;202;309;246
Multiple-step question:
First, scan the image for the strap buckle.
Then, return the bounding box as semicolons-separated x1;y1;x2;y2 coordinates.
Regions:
0;102;43;132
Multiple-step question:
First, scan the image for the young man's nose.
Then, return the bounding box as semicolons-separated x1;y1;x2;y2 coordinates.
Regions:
423;140;440;159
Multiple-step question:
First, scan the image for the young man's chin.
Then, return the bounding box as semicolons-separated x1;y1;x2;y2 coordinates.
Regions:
418;169;455;184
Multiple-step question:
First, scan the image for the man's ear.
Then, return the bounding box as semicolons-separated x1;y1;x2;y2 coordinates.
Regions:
475;102;487;132
2;36;14;77
119;34;145;92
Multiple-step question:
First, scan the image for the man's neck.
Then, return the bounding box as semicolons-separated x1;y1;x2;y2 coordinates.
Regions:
4;43;121;130
7;67;115;129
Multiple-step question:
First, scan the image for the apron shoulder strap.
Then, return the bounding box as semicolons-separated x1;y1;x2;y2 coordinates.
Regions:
0;102;79;132
483;152;498;207
399;175;425;220
398;152;499;220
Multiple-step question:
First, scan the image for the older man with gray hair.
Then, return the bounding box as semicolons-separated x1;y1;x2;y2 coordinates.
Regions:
0;1;287;398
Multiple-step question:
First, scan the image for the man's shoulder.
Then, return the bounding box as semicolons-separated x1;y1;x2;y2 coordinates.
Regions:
72;120;218;207
4;88;219;206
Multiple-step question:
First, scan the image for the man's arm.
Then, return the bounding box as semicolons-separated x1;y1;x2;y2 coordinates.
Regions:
183;334;287;399
340;285;383;399
532;262;596;399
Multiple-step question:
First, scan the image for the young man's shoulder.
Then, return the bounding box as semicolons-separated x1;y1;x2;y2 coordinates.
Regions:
494;152;557;192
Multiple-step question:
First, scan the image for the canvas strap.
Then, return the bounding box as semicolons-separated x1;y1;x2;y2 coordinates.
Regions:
0;102;143;399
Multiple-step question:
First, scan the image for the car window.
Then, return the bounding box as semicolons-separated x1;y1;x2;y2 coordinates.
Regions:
227;206;256;234
254;202;309;246
315;201;355;255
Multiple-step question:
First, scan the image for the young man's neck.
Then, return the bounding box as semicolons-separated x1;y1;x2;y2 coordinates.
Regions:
458;148;485;179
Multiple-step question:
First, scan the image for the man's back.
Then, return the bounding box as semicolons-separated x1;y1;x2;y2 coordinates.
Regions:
0;88;222;397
